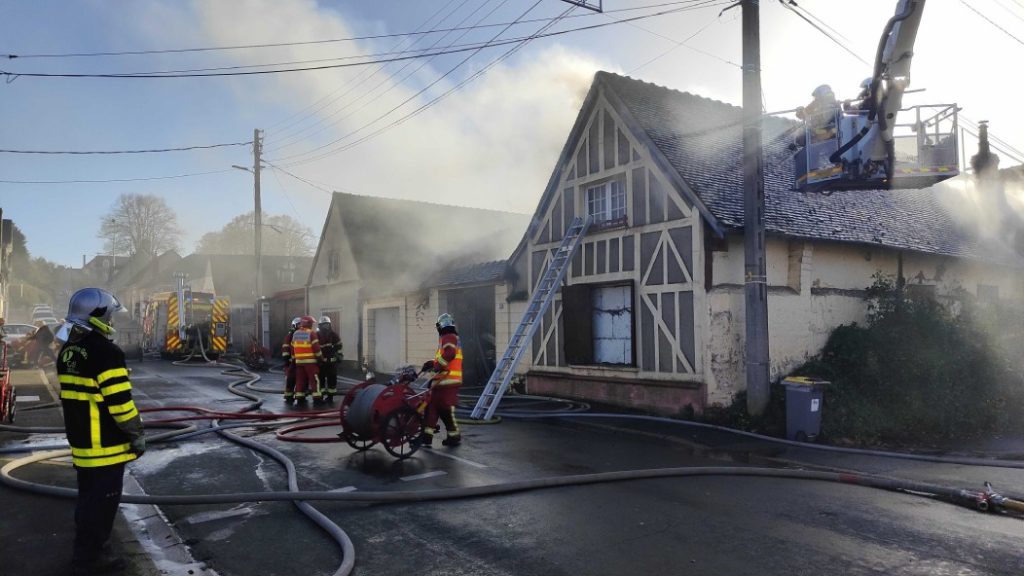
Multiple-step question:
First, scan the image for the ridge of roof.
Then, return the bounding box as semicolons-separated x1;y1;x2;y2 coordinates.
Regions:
330;190;530;217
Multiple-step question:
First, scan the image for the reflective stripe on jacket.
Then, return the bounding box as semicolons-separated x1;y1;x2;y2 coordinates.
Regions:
58;331;139;468
433;334;463;386
288;328;322;364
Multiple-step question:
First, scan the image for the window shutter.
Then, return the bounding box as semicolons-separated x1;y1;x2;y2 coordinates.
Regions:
562;284;593;365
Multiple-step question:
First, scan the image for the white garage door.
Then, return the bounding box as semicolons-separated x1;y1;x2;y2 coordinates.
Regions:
372;307;401;373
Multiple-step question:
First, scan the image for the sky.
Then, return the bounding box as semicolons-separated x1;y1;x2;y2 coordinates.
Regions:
1;0;1023;268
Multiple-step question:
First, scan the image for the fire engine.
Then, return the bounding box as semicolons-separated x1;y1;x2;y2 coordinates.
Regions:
142;273;230;359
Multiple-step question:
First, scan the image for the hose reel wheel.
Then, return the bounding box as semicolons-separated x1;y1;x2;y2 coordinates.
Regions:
345;384;387;437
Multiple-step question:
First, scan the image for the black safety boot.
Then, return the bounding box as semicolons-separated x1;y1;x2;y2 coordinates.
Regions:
441;435;462;447
419;433;434;448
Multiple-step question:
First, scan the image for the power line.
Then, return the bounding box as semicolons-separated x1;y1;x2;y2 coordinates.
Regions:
959;0;1024;46
778;0;870;67
0;4;726;79
264;162;334;194
266;0;504;154
0;169;232;185
1;1;709;60
990;0;1024;24
0;141;251;154
263;0;465;134
269;0;559;164
276;3;578;167
611;0;741;69
626;9;722;74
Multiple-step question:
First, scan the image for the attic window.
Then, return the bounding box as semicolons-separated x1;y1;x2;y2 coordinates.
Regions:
586;176;627;228
328;249;340;281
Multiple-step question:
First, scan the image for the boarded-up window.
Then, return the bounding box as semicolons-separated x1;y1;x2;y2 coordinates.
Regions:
562;283;633;366
593;285;633;365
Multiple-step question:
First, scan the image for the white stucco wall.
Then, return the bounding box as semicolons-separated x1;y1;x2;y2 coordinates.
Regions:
703;234;1024;405
307;281;361;364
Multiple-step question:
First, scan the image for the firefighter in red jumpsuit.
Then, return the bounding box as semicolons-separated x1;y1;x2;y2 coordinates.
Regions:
281;317;300;403
420;313;463;447
284;316;323;403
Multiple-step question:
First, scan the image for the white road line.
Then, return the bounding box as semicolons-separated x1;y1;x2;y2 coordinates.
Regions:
185;508;251;525
400;470;448;482
15;395;41;403
423;450;489;469
330;486;358;493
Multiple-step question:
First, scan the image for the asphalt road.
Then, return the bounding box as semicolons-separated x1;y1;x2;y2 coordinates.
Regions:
4;359;1023;576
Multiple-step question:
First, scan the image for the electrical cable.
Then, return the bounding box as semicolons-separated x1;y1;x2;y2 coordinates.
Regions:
268;0;549;164
0;141;251;155
0;3;725;80
778;0;871;66
2;1;711;60
959;0;1024;47
626;10;722;74
265;0;504;154
264;0;471;142
0;168;232;185
272;2;577;166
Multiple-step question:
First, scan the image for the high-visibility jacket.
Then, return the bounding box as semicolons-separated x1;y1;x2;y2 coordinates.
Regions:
433;333;463;386
286;328;322;364
58;330;141;468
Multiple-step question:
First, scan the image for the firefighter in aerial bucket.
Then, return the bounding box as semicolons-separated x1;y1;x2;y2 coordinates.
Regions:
420;312;463;447
286;316;324;403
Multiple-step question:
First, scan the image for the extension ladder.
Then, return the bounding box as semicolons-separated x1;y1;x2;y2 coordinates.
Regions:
471;216;591;420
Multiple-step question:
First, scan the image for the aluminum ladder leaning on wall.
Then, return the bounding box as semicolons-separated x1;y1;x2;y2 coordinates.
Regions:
470;216;592;420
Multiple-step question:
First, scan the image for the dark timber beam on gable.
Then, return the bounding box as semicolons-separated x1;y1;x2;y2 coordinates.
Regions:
598;77;726;238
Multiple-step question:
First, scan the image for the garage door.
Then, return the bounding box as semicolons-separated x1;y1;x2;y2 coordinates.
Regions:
372;307;401;373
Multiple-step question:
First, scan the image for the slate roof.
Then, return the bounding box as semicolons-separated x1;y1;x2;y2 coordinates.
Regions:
427;260;507;288
597;71;1024;268
318;192;529;292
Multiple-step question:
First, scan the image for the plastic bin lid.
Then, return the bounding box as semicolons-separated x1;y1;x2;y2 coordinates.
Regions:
781;376;830;386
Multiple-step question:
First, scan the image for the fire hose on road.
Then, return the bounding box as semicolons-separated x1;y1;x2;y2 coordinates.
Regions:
2;362;1023;576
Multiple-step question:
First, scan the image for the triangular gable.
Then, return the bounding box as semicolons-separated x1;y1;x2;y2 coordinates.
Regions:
511;72;724;265
307;193;361;287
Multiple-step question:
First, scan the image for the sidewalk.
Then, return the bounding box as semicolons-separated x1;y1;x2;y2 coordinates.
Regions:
0;367;168;576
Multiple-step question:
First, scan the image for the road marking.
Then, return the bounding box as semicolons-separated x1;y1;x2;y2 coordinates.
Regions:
37;369;60;403
400;470;448;482
184;508;251;525
424;450;489;469
15;395;41;403
331;486;358;493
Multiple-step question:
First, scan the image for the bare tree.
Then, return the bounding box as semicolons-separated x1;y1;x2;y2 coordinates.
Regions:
98;194;182;258
195;212;314;257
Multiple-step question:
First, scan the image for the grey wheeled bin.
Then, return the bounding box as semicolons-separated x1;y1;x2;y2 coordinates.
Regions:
781;376;829;442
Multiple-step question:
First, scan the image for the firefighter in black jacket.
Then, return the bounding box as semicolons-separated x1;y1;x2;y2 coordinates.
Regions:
317;316;342;401
57;287;145;576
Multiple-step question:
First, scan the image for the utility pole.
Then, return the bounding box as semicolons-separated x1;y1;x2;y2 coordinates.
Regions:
252;129;266;349
742;0;770;416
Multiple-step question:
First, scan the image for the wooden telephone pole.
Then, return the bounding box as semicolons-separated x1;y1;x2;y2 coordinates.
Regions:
742;0;770;416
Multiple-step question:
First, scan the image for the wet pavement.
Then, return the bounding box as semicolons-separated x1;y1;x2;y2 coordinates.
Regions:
3;359;1023;576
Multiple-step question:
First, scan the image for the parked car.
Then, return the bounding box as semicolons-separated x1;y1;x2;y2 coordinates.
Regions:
30;309;55;322
1;324;37;346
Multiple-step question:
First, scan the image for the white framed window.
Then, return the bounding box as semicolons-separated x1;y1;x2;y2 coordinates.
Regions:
585;177;627;225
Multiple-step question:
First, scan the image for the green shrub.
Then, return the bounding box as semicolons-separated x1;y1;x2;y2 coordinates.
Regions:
794;273;1024;446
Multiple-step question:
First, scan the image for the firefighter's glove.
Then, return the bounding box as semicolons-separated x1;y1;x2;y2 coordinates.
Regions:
421;360;435;373
130;435;146;456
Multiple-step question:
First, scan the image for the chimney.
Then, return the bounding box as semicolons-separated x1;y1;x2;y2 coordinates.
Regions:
970;120;1000;180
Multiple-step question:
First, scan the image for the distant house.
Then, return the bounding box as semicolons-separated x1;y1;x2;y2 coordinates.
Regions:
307;192;529;371
501;71;1023;415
